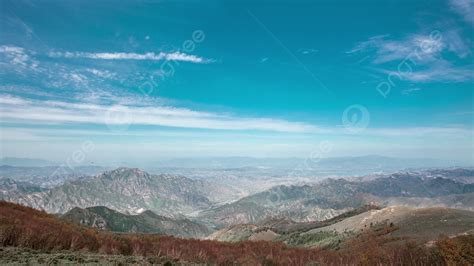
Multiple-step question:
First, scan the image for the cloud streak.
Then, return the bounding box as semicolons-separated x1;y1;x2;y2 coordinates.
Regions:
348;30;473;82
449;0;474;25
384;61;474;82
0;45;39;71
346;33;446;64
48;51;212;63
0;95;315;133
1;95;472;138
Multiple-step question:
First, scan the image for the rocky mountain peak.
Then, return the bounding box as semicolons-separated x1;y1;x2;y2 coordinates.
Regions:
99;167;150;181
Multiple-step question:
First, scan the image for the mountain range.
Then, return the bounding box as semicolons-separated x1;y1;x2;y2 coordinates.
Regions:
208;205;474;248
2;166;473;234
200;172;474;227
62;206;209;238
0;165;107;188
4;167;232;217
0;157;58;167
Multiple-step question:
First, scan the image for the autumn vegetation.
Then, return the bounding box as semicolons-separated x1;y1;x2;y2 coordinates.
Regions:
1;201;472;265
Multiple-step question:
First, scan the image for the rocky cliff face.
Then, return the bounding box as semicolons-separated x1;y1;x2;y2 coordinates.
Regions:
10;167;215;217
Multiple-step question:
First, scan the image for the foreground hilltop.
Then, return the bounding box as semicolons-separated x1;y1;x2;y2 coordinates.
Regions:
208;205;474;248
200;173;474;227
1;201;473;265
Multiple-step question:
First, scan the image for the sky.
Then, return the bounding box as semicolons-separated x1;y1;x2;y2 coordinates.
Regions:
0;0;473;164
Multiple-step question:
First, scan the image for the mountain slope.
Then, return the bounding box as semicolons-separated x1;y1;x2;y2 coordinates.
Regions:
0;178;45;199
62;206;210;238
208;206;474;249
2;201;469;265
201;173;474;227
9;167;217;217
207;205;380;243
305;206;474;242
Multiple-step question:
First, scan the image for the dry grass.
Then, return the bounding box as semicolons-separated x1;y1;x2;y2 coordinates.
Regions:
1;201;472;265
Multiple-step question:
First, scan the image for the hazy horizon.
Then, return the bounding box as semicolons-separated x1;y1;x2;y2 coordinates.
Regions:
1;154;472;170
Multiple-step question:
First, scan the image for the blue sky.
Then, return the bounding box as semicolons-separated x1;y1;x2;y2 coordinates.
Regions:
0;0;473;163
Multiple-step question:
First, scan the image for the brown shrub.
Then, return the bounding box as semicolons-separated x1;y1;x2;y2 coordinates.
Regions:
1;201;470;265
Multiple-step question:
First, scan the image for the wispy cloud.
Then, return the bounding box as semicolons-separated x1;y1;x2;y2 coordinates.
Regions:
348;30;473;82
0;94;31;105
384;60;474;82
365;127;473;138
449;0;474;25
298;48;319;55
85;68;117;79
346;34;445;64
0;46;29;66
48;51;212;63
0;45;39;71
444;29;472;58
401;87;422;95
1;95;472;139
0;95;315;133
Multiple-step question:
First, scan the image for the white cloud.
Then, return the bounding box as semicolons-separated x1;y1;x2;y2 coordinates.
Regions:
299;48;319;55
0;46;29;66
444;29;471;58
384;60;474;82
0;95;315;133
348;30;473;82
1;95;472;139
449;0;474;25
401;87;422;95
347;33;445;64
0;45;39;71
48;51;212;63
85;68;116;79
0;94;30;105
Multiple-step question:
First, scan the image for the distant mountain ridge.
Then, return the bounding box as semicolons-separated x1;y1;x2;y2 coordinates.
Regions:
62;206;210;238
0;157;57;167
149;155;458;170
200;172;474;227
7;167;227;217
7;155;468;172
0;165;107;188
3;167;473;232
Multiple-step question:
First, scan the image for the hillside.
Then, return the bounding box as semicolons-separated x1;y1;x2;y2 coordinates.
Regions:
208;205;474;249
62;206;210;238
1;201;472;265
0;178;45;198
207;205;381;242
7;167;225;217
201;173;474;227
380;192;474;211
306;206;474;241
